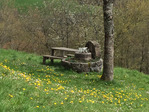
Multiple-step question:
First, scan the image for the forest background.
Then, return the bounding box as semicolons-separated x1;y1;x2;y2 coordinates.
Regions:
0;0;149;74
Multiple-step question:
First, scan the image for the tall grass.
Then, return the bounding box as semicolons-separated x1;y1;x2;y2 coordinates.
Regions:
0;49;149;111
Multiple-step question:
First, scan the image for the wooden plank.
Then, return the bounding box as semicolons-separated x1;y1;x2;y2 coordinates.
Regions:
51;47;79;52
43;55;63;59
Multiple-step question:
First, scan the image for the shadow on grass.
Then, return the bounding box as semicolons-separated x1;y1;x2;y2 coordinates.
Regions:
42;61;75;74
83;77;124;88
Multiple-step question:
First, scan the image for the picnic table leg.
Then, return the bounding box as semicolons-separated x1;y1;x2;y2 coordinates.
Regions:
51;49;54;63
43;57;46;64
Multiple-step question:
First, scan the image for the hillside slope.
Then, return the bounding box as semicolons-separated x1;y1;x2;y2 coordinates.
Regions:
0;49;149;112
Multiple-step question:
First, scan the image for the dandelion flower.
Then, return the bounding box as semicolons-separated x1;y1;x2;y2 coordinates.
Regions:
118;99;120;104
9;94;13;98
70;101;73;104
38;83;41;86
71;90;74;93
140;104;143;107
79;100;82;103
30;97;33;100
92;101;95;103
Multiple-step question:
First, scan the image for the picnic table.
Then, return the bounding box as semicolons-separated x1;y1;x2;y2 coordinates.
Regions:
43;47;79;64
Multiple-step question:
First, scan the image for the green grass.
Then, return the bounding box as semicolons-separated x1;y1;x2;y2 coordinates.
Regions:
0;49;149;112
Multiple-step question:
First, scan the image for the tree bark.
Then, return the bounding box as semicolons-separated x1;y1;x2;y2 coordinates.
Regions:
101;0;114;81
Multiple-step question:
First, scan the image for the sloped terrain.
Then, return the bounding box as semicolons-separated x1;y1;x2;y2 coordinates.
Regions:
0;49;149;112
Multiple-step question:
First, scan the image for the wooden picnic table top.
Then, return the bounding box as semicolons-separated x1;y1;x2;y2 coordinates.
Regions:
51;47;79;52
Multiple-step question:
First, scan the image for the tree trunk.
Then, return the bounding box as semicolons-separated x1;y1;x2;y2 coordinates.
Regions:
101;0;114;81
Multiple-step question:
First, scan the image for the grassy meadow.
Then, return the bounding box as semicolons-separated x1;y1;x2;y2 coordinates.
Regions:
0;49;149;112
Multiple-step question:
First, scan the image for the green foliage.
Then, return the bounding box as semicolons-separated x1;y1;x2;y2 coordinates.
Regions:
114;0;149;74
0;49;149;111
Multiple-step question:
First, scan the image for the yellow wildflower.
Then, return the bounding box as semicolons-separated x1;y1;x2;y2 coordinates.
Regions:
118;99;120;104
61;102;64;105
9;94;13;98
30;97;33;100
92;101;95;103
79;100;82;103
140;104;143;107
37;83;41;86
71;90;74;93
70;101;73;104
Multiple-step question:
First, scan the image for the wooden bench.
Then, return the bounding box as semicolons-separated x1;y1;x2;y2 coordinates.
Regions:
43;55;64;64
